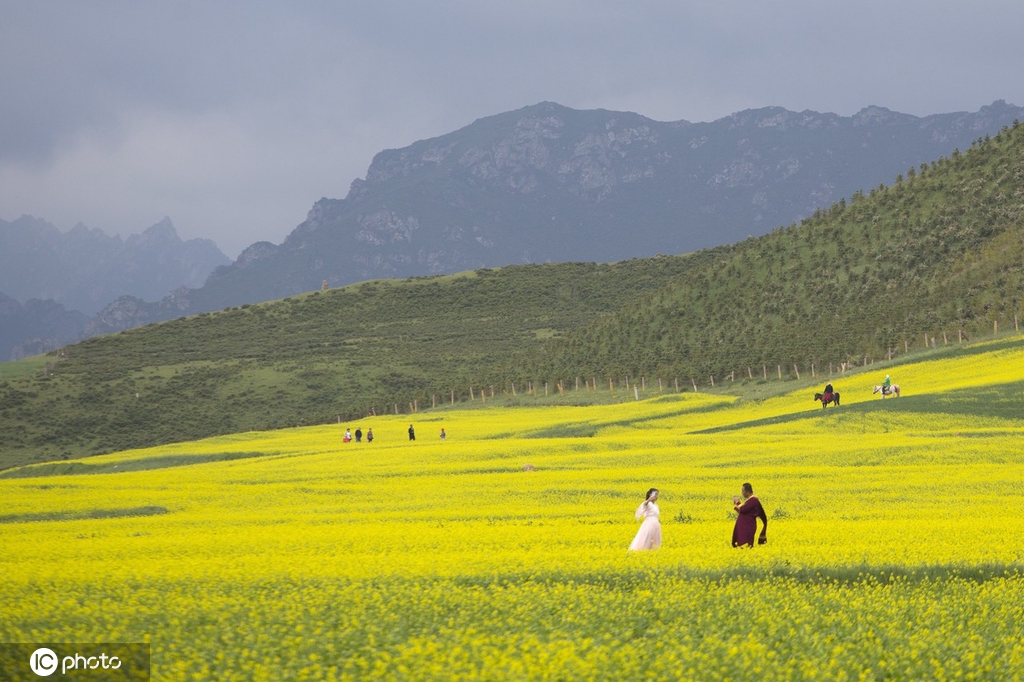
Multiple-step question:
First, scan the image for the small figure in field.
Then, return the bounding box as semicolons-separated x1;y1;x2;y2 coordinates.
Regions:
355;427;362;443
408;424;416;441
732;483;767;548
814;382;840;408
873;375;900;398
343;428;352;443
440;427;446;441
628;488;662;551
366;428;374;443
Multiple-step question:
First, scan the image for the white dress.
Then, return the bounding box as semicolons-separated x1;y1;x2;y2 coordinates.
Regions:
628;501;662;551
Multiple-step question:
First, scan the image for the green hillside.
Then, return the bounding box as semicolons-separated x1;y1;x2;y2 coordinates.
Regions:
0;257;705;469
539;123;1024;380
2;121;1023;470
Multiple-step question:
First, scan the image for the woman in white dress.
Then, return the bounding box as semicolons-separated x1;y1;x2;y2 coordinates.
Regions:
628;488;662;551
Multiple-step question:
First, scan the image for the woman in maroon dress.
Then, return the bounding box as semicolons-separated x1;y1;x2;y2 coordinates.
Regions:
732;482;767;547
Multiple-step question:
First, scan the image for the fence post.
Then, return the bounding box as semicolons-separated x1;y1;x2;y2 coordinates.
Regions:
691;378;698;392
634;386;639;400
675;378;679;392
777;365;782;380
470;387;475;400
710;375;715;387
793;364;800;380
995;320;999;335
451;390;455;405
763;365;768;380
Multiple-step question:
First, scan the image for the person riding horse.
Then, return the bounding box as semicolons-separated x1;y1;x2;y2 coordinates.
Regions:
823;383;834;402
881;374;892;396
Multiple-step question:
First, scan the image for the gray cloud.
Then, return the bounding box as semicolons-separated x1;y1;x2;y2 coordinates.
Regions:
2;0;1022;257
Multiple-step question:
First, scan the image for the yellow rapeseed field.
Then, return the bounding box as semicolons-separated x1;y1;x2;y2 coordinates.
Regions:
2;338;1024;679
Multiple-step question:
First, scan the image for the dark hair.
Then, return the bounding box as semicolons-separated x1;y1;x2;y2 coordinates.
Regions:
742;482;753;494
645;488;658;500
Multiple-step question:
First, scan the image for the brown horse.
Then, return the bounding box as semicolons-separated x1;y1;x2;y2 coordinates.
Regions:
872;384;900;398
813;391;840;408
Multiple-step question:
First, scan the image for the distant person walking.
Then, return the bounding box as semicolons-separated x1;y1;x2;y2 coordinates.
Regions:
343;428;351;443
355;428;362;443
440;428;446;441
408;424;416;441
366;428;374;443
628;488;662;551
732;483;767;547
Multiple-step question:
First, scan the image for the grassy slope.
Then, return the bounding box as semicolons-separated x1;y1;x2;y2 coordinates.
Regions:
541;124;1024;378
2;125;1022;470
0;257;707;469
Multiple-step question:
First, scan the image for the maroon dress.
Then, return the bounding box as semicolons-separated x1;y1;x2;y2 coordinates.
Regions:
732;495;767;547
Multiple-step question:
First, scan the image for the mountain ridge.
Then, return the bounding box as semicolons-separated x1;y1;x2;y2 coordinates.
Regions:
116;99;1023;325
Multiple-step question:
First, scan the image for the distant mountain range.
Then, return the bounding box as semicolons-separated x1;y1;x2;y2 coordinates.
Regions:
4;99;1023;358
105;100;1024;327
0;217;228;360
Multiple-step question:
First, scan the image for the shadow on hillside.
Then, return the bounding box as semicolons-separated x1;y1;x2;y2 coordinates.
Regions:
693;381;1024;435
0;451;268;479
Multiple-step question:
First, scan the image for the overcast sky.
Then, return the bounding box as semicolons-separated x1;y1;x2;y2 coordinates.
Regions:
2;1;1021;258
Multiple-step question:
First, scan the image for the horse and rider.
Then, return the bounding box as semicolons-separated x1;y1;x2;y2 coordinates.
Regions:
873;374;901;398
814;382;840;408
